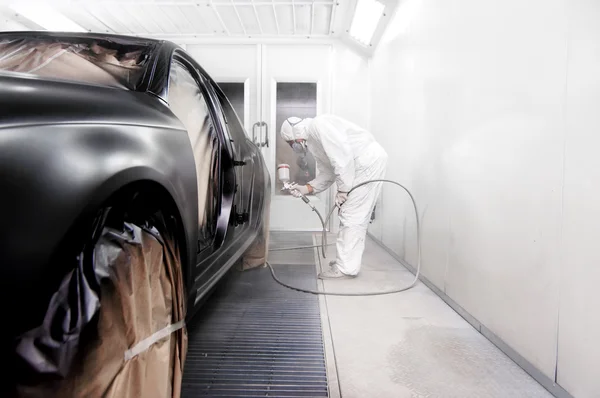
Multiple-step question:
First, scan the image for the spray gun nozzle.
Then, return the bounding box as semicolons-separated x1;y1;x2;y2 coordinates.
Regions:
281;181;315;209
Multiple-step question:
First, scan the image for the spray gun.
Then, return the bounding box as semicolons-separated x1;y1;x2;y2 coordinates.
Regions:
282;181;315;208
276;163;329;259
278;164;316;210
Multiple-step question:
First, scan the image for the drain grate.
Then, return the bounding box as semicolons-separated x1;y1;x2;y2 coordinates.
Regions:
182;234;328;398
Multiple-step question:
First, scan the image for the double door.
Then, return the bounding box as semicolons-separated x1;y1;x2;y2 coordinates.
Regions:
187;44;332;231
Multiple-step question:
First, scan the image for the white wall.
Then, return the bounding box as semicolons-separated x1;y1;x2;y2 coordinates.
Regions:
330;43;371;233
331;42;370;128
184;42;369;129
369;0;600;396
556;1;600;395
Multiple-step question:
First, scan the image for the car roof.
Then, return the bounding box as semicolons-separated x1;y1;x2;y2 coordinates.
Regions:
0;31;171;92
0;31;161;46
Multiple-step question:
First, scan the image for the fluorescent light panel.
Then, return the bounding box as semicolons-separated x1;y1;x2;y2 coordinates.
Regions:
349;0;385;45
10;3;87;32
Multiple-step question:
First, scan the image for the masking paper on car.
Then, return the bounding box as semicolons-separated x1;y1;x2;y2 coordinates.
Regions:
240;194;271;271
0;37;152;89
14;224;187;398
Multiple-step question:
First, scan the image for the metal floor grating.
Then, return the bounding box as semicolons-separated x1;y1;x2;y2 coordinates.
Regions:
182;233;328;398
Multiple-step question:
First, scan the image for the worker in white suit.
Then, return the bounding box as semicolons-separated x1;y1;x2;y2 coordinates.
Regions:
280;115;388;279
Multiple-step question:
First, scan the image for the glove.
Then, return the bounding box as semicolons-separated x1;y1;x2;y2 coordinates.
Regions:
335;191;349;207
290;183;310;198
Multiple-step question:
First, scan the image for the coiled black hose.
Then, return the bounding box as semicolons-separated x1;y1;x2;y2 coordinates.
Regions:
267;179;422;296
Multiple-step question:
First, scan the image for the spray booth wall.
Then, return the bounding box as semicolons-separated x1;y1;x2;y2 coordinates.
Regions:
367;0;600;396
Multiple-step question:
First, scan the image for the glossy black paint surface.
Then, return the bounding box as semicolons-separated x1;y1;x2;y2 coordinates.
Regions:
0;32;270;338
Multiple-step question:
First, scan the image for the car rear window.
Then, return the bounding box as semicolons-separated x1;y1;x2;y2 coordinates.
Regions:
0;36;155;90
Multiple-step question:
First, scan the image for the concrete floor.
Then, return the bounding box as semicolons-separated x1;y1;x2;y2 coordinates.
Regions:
313;234;553;398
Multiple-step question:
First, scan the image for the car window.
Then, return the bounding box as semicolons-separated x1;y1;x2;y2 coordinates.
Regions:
0;36;154;90
213;83;248;144
168;60;220;250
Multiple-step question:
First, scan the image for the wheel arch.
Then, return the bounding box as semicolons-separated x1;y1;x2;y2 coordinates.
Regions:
58;167;196;300
104;179;192;291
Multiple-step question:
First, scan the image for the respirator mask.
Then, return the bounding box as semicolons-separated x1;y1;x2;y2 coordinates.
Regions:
296;153;309;171
291;141;308;154
285;117;310;176
290;141;309;172
290;141;309;176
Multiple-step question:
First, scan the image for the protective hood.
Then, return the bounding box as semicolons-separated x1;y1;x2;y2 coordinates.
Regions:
280;117;313;141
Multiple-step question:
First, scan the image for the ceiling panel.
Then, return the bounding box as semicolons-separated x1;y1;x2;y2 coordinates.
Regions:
164;5;196;34
237;5;261;35
256;5;278;35
56;6;112;33
295;4;311;35
146;5;179;33
201;4;231;34
84;3;133;33
215;5;245;35
180;5;218;35
274;5;294;35
115;5;151;33
2;0;343;40
212;0;253;3
313;4;332;35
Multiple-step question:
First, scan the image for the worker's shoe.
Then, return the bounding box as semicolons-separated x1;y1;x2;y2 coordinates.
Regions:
318;264;356;279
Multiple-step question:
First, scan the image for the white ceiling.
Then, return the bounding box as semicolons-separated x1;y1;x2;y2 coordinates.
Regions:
0;0;398;54
1;0;350;39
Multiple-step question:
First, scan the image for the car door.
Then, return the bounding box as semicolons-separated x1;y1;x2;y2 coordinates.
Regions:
167;54;236;256
169;52;261;304
211;82;268;231
206;80;255;235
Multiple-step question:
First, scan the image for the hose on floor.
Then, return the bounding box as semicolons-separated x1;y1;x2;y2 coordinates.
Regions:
266;179;422;296
269;243;336;252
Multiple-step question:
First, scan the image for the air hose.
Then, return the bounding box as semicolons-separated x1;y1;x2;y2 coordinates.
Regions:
266;179;422;296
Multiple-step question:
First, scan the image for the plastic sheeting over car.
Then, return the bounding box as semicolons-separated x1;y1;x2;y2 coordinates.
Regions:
167;60;218;236
0;36;154;90
14;223;187;398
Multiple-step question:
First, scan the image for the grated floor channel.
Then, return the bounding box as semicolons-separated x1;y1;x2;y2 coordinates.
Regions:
182;233;328;398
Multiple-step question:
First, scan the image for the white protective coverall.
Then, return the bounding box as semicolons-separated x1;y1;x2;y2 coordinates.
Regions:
284;115;388;276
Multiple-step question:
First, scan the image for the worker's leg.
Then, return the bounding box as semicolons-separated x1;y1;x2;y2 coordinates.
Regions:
335;223;368;276
334;145;387;276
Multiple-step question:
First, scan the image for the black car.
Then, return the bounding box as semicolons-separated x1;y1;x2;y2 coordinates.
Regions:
0;32;270;395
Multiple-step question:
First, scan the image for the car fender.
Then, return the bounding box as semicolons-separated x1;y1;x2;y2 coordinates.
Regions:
0;122;198;334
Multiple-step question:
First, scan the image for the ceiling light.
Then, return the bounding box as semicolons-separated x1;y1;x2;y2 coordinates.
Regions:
10;3;86;32
349;0;386;46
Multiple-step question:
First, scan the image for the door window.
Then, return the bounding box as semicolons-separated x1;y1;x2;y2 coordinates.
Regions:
212;82;253;226
217;82;245;123
168;60;221;250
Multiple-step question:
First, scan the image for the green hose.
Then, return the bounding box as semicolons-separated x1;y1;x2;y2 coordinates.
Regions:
267;179;422;296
